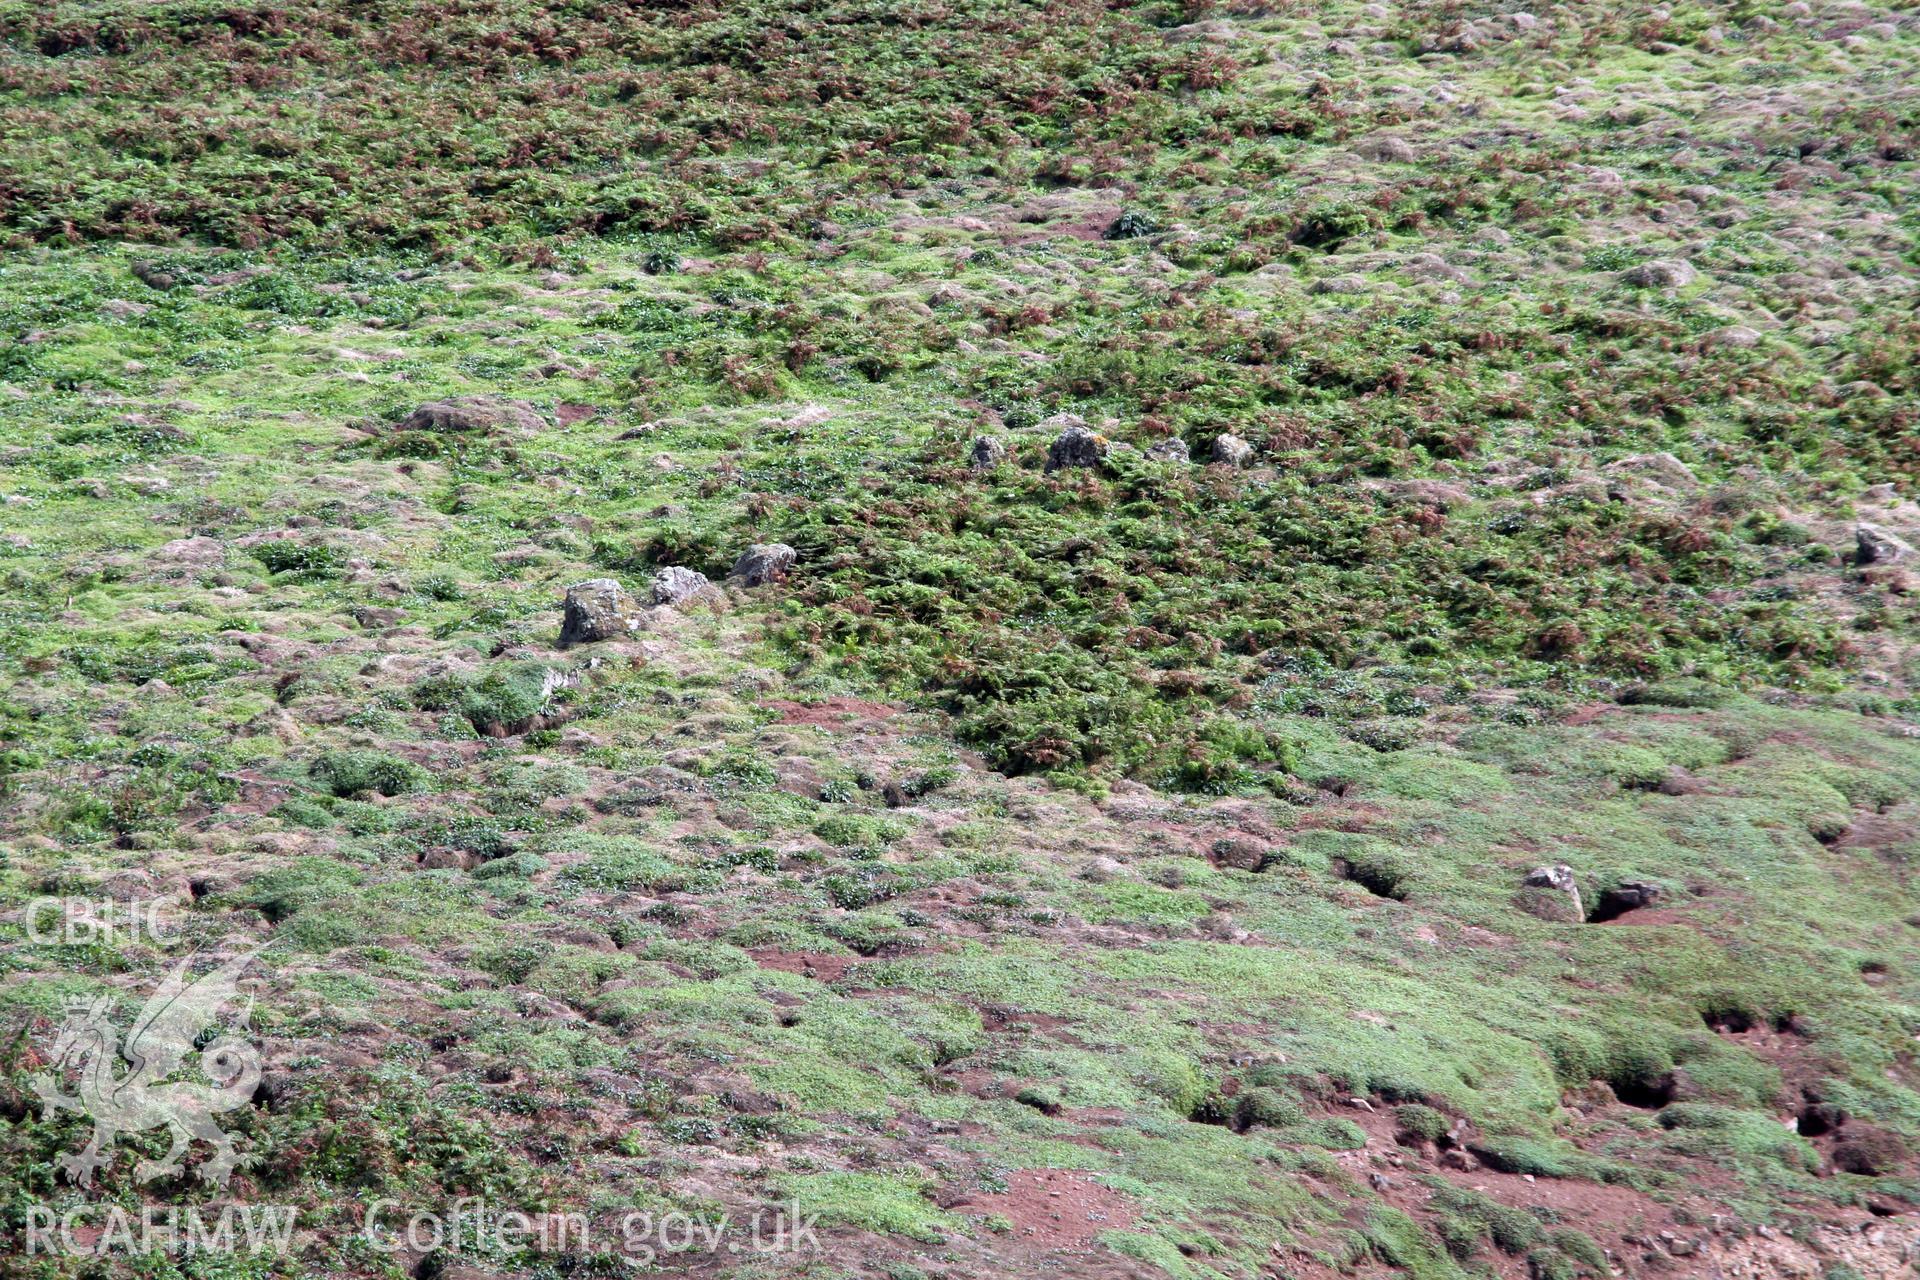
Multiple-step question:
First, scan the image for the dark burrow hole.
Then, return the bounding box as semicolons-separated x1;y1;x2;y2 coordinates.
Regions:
1332;858;1408;901
1799;1098;1848;1137
1703;1009;1753;1034
1188;1095;1234;1127
1586;881;1661;923
1612;1072;1678;1109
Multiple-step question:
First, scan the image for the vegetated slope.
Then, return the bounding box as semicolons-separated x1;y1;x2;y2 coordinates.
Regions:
0;0;1917;1277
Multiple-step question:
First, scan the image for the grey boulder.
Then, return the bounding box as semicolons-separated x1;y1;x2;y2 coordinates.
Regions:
559;579;644;647
1857;523;1914;565
970;435;1007;470
1211;434;1254;467
649;566;715;606
731;543;797;586
1045;425;1108;472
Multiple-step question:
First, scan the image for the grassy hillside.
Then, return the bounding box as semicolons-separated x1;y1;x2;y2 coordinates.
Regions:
1;1;1917;1277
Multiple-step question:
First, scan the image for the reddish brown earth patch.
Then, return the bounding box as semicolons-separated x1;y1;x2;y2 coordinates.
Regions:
764;697;899;727
1838;809;1920;855
554;403;598;425
976;1006;1075;1035
749;949;859;983
953;1168;1134;1249
1001;205;1122;245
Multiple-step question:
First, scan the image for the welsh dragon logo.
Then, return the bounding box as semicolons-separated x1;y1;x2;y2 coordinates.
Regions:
31;946;265;1188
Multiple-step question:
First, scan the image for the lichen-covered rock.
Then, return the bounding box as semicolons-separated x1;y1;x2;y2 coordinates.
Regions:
1162;19;1240;43
1605;451;1699;491
731;543;797;586
1211;434;1254;467
1857;523;1914;565
969;435;1008;470
396;397;547;436
1704;324;1762;349
649;566;715;606
1045;425;1107;472
1145;438;1191;463
558;578;643;647
1518;863;1584;922
1622;259;1698;288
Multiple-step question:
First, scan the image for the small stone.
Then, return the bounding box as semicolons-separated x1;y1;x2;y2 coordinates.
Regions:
558;579;644;647
969;435;1007;470
648;566;714;606
1145;438;1191;463
730;543;797;586
1857;523;1914;565
1211;434;1254;467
